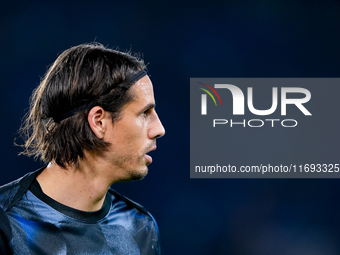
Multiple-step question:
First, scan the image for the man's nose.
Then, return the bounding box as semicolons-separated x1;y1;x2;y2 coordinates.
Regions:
149;111;165;139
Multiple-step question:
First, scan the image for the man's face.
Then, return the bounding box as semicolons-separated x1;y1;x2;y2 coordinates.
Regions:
104;75;165;182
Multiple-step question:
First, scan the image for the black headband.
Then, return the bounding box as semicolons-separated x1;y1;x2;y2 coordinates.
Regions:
52;69;147;123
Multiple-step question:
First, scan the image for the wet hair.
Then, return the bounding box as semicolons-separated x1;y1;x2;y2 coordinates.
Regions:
20;43;146;167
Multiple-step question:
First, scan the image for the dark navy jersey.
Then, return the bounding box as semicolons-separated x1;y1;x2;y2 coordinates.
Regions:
0;167;161;254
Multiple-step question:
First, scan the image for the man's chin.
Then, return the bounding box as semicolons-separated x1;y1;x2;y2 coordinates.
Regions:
127;167;149;181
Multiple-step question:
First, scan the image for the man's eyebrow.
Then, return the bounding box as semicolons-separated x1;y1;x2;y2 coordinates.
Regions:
141;103;155;112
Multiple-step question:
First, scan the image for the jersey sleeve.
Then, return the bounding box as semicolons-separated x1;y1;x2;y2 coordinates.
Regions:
0;207;12;254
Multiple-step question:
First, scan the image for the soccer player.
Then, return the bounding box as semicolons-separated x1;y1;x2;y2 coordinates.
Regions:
0;43;165;254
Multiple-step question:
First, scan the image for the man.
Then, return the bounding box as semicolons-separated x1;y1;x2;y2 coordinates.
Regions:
0;43;165;254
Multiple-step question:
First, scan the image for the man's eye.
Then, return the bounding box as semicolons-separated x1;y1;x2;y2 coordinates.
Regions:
141;107;154;117
141;110;149;117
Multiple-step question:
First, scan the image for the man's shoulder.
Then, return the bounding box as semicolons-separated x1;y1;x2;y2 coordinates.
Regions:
0;176;24;211
107;187;159;227
108;188;150;216
107;188;161;254
0;166;46;211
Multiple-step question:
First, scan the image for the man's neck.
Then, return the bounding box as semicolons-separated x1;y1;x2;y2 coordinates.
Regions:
36;161;112;212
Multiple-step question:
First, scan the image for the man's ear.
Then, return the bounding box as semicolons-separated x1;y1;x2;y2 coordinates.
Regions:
88;106;107;139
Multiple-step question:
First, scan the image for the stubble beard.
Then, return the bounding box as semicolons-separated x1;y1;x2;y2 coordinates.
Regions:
111;142;155;182
113;153;149;182
127;166;148;181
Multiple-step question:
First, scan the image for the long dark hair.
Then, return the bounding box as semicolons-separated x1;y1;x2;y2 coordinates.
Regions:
20;43;145;167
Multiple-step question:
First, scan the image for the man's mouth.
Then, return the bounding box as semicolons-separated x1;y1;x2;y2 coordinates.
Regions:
145;145;157;164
